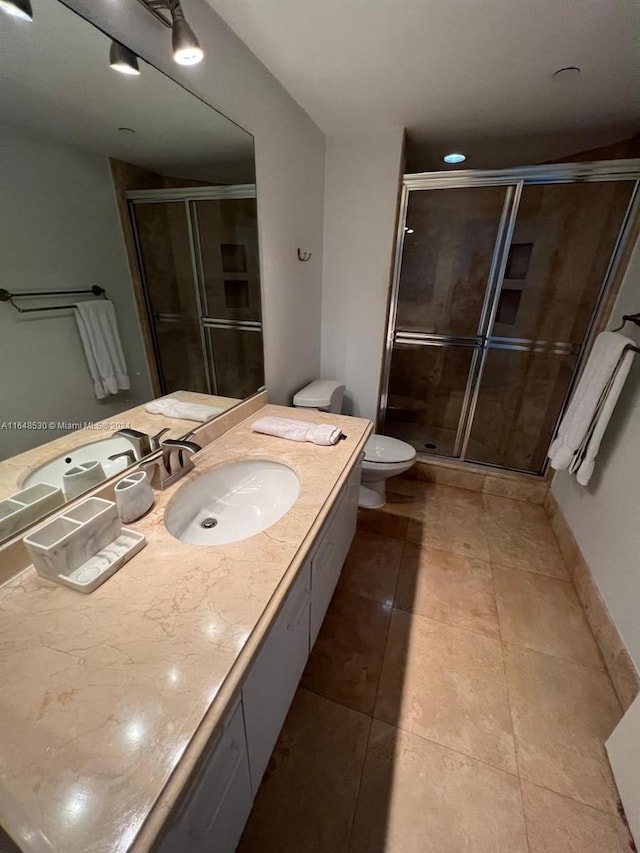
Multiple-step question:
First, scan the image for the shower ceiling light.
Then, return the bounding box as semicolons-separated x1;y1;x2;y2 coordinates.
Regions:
443;153;466;164
0;0;33;21
110;41;141;75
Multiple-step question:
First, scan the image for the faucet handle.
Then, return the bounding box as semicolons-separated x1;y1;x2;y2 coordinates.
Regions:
150;427;170;451
161;438;202;454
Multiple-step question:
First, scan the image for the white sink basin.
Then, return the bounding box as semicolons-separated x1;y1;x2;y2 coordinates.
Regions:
164;460;300;545
22;436;138;491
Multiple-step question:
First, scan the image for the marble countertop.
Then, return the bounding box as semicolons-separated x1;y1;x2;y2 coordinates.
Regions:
0;391;240;501
0;404;372;853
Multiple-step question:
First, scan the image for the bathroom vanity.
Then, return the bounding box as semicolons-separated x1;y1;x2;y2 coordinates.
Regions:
0;404;372;853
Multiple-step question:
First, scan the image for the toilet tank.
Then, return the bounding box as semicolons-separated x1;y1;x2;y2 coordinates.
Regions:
293;380;345;413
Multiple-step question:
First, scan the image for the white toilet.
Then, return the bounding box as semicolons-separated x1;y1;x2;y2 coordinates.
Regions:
293;380;416;508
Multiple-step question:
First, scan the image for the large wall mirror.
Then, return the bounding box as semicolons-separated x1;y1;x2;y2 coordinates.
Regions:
0;0;265;543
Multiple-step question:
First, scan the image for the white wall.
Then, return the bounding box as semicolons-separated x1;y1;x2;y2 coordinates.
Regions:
0;123;153;458
320;129;405;419
552;236;640;670
66;0;326;407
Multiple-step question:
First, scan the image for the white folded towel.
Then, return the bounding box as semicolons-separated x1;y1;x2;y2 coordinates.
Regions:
252;416;343;446
74;299;130;400
548;331;634;485
144;397;223;422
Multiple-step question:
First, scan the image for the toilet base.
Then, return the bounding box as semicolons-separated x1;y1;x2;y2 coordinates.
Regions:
358;481;386;509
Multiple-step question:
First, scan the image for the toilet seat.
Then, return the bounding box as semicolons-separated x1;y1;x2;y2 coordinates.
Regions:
364;435;416;464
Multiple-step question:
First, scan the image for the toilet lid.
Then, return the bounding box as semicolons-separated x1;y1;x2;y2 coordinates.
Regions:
364;435;416;464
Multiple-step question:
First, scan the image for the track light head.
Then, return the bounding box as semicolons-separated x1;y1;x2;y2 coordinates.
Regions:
0;0;33;21
109;40;141;76
170;3;203;66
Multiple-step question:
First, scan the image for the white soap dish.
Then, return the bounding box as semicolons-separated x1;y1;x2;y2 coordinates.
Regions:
54;529;146;593
23;497;146;593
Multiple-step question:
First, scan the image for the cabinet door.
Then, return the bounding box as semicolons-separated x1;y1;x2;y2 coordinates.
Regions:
310;459;361;647
157;699;252;853
242;560;311;792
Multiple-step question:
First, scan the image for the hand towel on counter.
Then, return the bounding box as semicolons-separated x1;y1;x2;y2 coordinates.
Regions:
252;416;343;446
144;397;223;422
74;299;130;400
548;331;635;485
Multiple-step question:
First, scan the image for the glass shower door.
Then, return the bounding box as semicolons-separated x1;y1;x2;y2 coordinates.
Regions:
464;179;636;472
191;198;265;398
383;185;513;457
129;201;210;394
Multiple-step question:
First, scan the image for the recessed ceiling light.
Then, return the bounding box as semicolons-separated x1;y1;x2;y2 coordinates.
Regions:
443;153;466;164
404;227;415;234
553;66;581;80
0;0;32;21
110;41;141;76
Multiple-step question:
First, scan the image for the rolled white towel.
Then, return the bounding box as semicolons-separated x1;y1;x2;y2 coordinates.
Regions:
252;416;343;446
145;397;223;422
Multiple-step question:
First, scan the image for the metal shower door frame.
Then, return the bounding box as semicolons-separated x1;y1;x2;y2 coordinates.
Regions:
127;185;262;397
378;159;640;476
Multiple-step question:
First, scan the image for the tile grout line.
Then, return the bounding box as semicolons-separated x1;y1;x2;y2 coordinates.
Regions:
391;604;500;642
519;774;633;821
499;637;607;675
344;714;374;853
495;578;532;853
370;712;523;780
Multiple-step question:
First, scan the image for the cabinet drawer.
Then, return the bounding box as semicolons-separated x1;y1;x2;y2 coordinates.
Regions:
310;458;361;647
157;699;252;853
242;560;311;792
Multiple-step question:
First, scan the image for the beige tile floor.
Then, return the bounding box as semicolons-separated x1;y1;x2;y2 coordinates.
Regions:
238;480;634;853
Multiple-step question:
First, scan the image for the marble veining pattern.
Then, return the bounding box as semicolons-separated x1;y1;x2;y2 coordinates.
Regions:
0;404;371;853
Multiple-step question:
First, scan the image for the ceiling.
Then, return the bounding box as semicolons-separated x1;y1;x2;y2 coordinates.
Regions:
0;1;255;183
208;0;640;169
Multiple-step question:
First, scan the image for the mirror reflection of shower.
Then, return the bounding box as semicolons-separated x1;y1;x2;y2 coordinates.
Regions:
123;182;265;400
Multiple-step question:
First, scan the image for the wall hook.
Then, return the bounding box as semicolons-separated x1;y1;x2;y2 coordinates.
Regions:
297;248;312;262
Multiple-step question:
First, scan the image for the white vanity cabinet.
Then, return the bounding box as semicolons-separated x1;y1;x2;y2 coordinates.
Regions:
242;559;312;792
309;456;361;646
242;456;362;793
156;697;253;853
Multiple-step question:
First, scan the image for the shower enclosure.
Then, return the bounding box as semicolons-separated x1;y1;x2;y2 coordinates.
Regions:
127;185;264;399
380;160;640;475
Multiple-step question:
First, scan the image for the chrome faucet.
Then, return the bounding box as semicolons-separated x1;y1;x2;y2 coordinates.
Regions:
108;449;137;466
141;438;202;490
115;428;151;460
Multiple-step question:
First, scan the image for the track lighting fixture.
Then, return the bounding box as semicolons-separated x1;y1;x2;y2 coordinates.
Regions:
134;0;204;66
0;0;33;21
169;2;203;65
110;41;141;76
